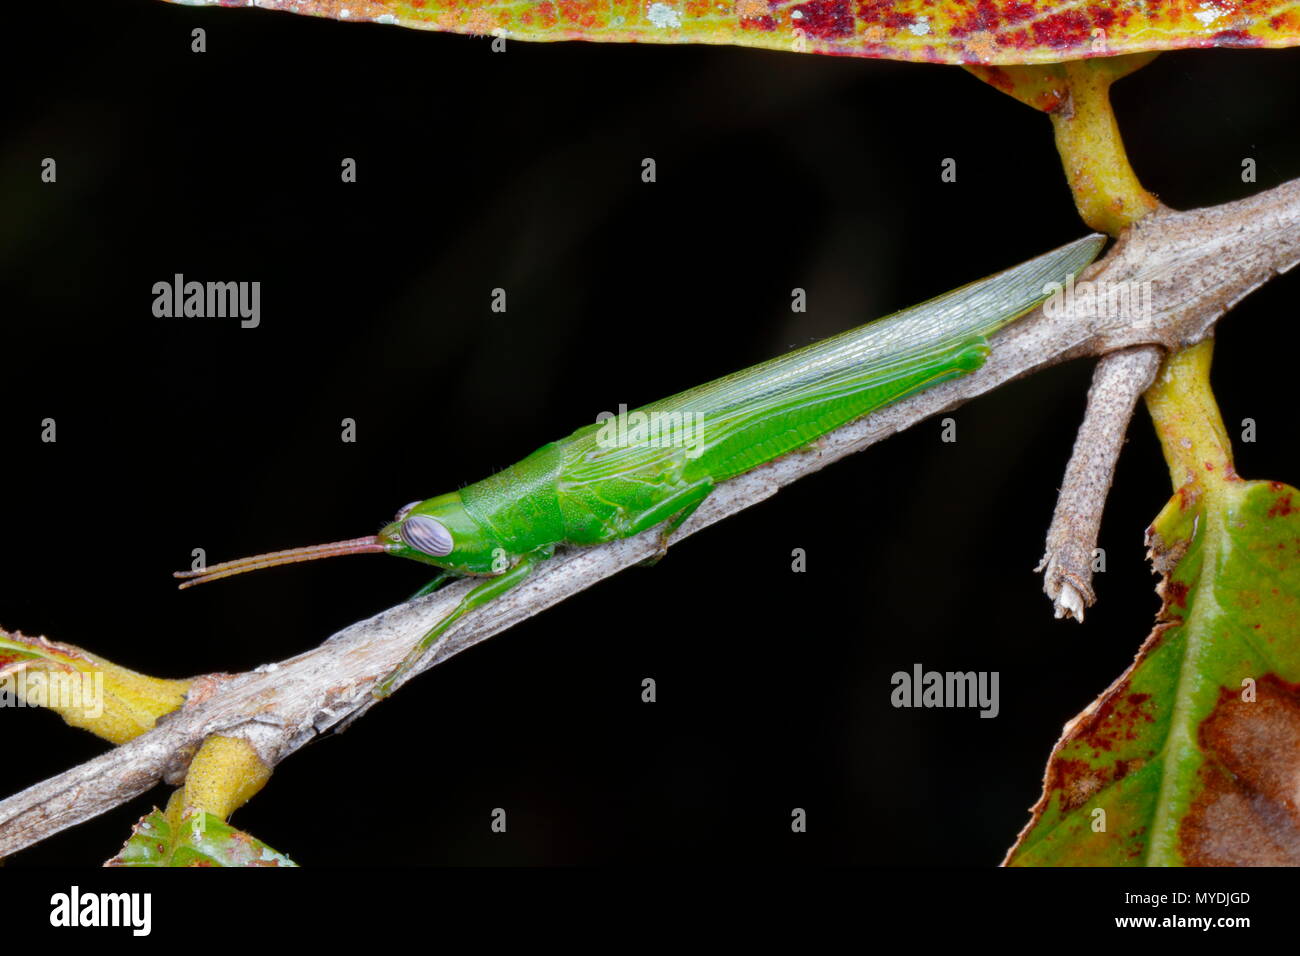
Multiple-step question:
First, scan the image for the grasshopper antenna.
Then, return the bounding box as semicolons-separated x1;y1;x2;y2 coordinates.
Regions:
174;536;390;589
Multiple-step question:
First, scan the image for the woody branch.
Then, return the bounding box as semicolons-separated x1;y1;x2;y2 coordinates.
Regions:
1;177;1297;858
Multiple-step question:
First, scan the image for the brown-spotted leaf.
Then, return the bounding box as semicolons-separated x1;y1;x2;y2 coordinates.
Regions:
106;808;297;867
159;0;1300;65
1006;480;1300;866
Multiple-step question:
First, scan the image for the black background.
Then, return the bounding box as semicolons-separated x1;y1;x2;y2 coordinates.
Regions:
2;0;1298;867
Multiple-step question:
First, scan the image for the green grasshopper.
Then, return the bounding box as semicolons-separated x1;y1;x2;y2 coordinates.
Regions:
176;235;1104;696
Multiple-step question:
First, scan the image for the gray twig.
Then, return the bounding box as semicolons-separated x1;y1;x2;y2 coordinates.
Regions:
1036;346;1163;620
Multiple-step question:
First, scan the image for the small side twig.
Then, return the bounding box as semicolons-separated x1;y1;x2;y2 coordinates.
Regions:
1037;346;1163;620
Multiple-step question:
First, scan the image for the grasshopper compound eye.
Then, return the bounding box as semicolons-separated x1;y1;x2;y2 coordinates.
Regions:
401;515;454;557
395;500;423;520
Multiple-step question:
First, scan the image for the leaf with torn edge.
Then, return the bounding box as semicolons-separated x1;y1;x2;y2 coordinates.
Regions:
106;808;297;867
1006;479;1300;865
157;0;1300;65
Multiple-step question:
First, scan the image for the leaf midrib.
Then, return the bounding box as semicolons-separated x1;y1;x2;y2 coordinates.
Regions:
1145;498;1228;865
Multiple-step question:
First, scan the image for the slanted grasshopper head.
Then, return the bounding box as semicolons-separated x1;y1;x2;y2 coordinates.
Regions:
173;493;505;589
378;492;504;576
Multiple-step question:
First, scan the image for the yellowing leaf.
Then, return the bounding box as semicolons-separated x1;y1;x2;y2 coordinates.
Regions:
0;629;190;745
159;0;1300;65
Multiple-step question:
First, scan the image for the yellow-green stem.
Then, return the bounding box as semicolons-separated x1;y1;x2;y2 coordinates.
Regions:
0;631;190;745
1050;60;1160;236
1144;340;1236;500
172;734;272;824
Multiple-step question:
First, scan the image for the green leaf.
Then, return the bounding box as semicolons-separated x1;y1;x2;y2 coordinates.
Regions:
106;808;297;867
1007;479;1300;865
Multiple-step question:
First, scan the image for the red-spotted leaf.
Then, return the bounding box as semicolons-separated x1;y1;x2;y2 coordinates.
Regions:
1006;480;1300;866
159;0;1300;65
106;808;297;867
